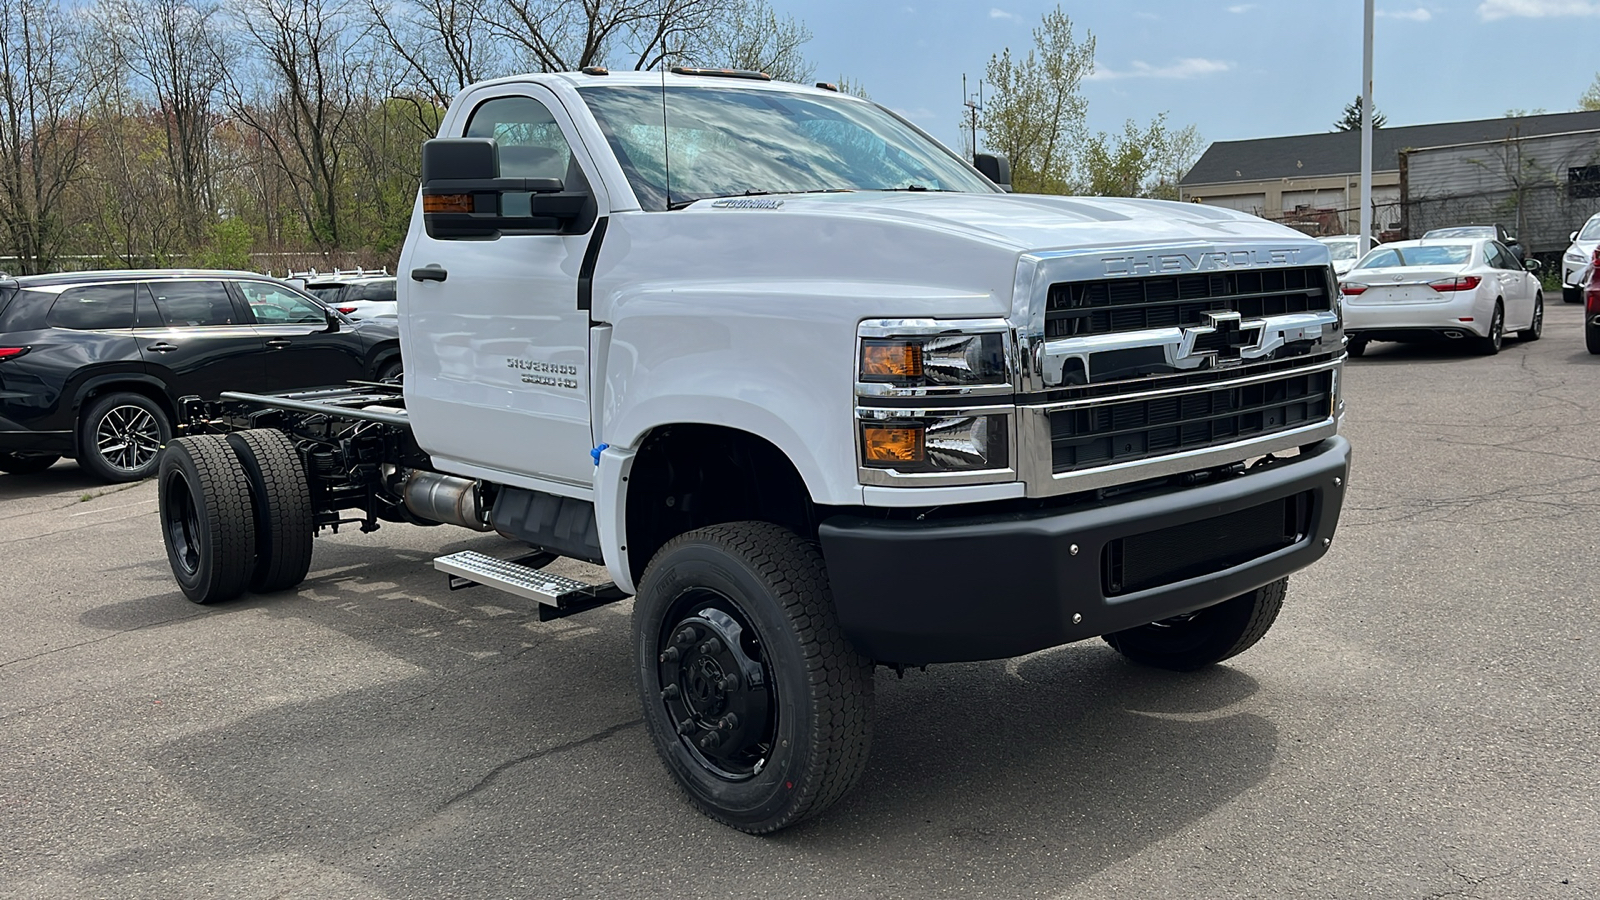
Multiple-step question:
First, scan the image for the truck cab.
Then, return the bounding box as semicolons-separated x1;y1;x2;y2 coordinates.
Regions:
158;69;1350;834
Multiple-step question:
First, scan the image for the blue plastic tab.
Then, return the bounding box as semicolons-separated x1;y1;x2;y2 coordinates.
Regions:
591;443;609;466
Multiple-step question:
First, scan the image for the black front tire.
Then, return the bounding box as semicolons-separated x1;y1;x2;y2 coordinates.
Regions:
1564;286;1581;304
1104;578;1287;671
1587;321;1600;355
1346;337;1368;358
78;392;170;482
0;452;60;474
158;436;257;604
634;522;874;834
1474;303;1504;356
1516;294;1543;341
226;429;314;593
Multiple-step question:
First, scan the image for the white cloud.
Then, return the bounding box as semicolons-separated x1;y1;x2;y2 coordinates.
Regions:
1478;0;1600;19
1088;58;1235;81
1377;7;1433;19
1227;4;1258;12
989;8;1020;21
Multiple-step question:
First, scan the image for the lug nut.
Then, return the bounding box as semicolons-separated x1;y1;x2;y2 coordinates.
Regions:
659;647;680;663
677;719;695;735
674;627;698;646
700;637;723;655
718;714;740;730
719;674;740;691
661;684;680;700
698;731;722;749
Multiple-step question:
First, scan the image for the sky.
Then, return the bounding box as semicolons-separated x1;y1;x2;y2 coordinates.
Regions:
767;0;1600;155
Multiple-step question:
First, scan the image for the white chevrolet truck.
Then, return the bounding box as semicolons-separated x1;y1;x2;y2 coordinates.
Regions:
157;68;1351;833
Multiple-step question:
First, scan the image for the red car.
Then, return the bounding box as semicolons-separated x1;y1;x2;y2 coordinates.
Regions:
1587;248;1600;355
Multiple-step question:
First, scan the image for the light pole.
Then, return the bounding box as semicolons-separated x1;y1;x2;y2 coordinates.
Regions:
1359;0;1375;253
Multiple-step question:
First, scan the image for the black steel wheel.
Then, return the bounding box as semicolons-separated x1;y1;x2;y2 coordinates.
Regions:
1104;578;1288;671
1517;294;1543;341
634;522;874;834
78;392;170;482
0;452;60;474
226;429;314;593
158;436;256;605
1474;303;1504;356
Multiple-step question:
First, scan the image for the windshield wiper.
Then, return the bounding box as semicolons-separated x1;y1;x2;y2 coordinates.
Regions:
872;185;959;193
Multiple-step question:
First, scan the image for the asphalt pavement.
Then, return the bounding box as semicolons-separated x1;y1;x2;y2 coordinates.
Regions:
2;303;1597;899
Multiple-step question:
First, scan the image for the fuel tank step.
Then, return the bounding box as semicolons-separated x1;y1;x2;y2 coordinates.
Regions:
432;550;625;620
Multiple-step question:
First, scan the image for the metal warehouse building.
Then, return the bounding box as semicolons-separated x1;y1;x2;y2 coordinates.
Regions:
1179;110;1600;247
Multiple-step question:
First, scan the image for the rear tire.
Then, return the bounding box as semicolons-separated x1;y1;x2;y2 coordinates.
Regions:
1474;303;1504;356
634;522;874;834
1104;578;1287;671
0;452;60;474
1587;321;1600;355
1516;294;1543;341
226;429;314;593
78;392;170;483
376;358;402;382
158;436;256;604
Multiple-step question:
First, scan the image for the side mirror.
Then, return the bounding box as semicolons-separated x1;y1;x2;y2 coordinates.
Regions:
1572;231;1580;241
1524;258;1542;273
973;153;1013;192
324;309;342;332
420;138;593;238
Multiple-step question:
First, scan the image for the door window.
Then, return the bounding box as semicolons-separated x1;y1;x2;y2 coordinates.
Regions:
147;281;240;326
1486;243;1514;270
236;281;330;325
46;285;136;330
465;95;576;183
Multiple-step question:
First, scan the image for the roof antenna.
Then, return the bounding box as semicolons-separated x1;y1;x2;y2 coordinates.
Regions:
660;61;673;210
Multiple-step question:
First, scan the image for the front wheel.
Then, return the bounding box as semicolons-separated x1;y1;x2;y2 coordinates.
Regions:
1564;286;1582;304
1587;321;1600;355
634;522;874;834
1346;337;1368;358
1104;578;1287;671
78;392;171;482
1516;293;1543;341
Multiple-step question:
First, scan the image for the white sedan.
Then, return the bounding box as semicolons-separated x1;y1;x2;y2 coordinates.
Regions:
1339;237;1543;357
1562;211;1600;304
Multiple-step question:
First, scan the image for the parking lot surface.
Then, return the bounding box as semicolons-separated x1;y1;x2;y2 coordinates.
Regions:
3;304;1597;899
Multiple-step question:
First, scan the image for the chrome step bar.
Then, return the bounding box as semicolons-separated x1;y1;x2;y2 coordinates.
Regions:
432;550;625;620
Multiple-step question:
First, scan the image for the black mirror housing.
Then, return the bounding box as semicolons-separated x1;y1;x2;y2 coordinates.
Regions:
973;153;1013;192
421;137;595;238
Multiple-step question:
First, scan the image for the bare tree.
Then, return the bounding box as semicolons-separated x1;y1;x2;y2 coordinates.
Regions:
95;0;226;246
693;0;813;82
475;0;745;73
0;0;96;273
366;0;510;106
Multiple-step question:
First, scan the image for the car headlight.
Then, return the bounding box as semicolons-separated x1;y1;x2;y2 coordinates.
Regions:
1567;252;1587;264
860;333;1007;387
860;413;1009;472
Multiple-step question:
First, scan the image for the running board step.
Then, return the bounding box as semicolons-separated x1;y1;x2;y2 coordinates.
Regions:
432;550;626;620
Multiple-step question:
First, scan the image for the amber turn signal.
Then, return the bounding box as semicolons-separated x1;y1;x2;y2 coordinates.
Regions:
862;424;925;465
423;193;473;214
861;340;923;380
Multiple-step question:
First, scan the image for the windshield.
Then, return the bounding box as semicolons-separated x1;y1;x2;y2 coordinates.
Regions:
580;85;996;210
1322;239;1359;260
1355;244;1472;269
1424;226;1493;240
1580;216;1600;241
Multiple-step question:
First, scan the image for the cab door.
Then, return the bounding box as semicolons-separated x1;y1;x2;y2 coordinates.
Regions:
400;85;608;490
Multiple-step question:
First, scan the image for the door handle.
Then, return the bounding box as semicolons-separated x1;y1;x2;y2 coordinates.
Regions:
147;342;178;353
411;265;448;283
266;339;292;349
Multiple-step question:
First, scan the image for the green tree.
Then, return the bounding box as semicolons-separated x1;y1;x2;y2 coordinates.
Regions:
1080;116;1204;200
978;5;1093;194
1333;95;1386;131
1580;73;1600;111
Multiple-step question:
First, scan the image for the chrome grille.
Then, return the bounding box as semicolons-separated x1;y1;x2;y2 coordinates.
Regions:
1045;266;1333;339
1049;369;1333;473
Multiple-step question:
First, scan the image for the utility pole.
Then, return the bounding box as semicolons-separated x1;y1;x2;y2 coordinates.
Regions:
1359;0;1375;253
962;74;984;161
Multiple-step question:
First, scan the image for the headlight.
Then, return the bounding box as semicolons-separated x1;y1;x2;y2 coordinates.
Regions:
861;414;1009;472
859;333;1007;388
1567;252;1586;264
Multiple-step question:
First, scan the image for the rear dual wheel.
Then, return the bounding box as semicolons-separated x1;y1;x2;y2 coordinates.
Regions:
158;429;313;604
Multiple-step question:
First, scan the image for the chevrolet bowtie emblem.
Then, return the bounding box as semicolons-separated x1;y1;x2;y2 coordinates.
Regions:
1180;311;1266;367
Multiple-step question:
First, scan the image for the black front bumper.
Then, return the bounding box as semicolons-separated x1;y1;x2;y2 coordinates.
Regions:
819;436;1351;665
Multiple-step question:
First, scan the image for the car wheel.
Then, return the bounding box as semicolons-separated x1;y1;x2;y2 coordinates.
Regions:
1564;286;1582;304
0;452;61;474
1103;578;1287;671
1346;337;1368;358
634;521;874;834
376;359;402;383
78;392;171;482
1516;293;1543;342
226;429;314;593
1587;321;1600;355
157;436;256;605
1474;303;1504;356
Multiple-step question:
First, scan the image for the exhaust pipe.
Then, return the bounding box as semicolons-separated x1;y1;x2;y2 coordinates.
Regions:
402;471;492;531
1442;330;1465;339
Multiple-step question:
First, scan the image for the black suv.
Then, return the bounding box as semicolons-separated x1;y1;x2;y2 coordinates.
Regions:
0;270;401;482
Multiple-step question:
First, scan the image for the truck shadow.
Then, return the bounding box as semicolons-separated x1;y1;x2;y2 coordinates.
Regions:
83;533;1276;897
